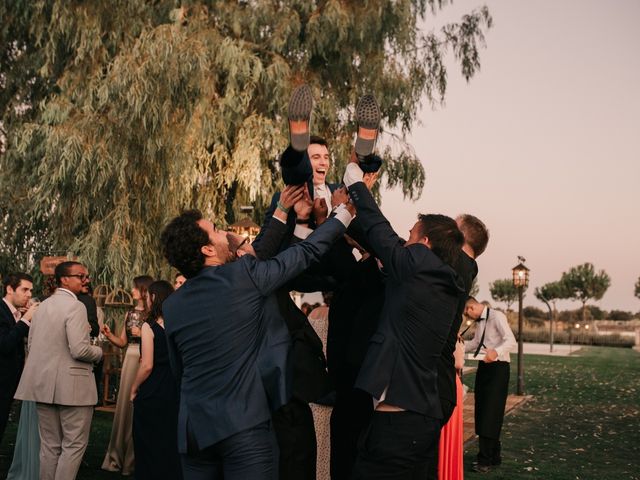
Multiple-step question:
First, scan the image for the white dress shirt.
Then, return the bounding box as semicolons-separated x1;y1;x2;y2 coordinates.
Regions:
465;307;517;362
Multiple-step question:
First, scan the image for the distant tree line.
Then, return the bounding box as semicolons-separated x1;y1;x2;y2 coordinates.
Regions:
489;262;624;322
523;305;638;322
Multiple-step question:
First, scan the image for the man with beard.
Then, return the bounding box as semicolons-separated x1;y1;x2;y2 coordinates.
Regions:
160;200;354;480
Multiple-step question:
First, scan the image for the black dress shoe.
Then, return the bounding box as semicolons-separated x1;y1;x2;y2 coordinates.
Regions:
288;84;313;152
471;463;494;474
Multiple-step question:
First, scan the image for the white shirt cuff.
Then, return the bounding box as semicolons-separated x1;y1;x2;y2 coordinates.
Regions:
333;204;354;228
294;224;313;239
273;214;287;224
343;163;364;187
20;318;31;328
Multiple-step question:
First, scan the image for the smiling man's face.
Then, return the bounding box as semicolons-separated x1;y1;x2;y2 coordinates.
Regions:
308;143;330;186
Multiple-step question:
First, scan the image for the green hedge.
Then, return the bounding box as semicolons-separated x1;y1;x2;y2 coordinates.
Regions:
461;329;635;348
519;330;635;348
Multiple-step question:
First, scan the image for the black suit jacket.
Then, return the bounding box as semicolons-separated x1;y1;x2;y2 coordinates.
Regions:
77;293;100;338
327;252;385;393
348;182;465;418
437;252;478;410
253;216;333;404
0;300;29;398
163;217;346;453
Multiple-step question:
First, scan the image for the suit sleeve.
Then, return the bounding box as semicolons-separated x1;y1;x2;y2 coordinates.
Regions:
0;312;29;355
166;331;183;390
66;302;103;363
347;182;439;281
249;217;346;296
253;215;291;260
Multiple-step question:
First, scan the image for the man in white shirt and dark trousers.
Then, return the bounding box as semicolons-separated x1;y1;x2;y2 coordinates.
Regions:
464;296;517;473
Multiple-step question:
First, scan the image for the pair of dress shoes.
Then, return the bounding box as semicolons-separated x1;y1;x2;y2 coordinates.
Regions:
287;84;381;158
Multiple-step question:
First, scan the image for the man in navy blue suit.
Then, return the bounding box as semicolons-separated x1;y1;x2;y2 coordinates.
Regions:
160;202;354;480
0;272;37;443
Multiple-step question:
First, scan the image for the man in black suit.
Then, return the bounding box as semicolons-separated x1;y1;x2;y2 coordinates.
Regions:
426;213;489;479
160;203;354;480
0;272;37;442
342;159;465;479
439;214;489;422
254;135;338;253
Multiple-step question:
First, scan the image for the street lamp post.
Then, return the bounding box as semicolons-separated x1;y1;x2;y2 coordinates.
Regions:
512;257;530;396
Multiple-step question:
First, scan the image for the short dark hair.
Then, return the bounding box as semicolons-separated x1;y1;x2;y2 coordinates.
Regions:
457;214;489;257
417;214;464;267
54;261;84;286
309;135;328;149
161;210;209;278
3;272;33;296
146;280;174;325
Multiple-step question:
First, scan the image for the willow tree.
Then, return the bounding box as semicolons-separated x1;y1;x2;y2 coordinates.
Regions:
0;0;492;286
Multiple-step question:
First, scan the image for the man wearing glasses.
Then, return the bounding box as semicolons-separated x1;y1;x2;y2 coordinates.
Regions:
15;261;103;480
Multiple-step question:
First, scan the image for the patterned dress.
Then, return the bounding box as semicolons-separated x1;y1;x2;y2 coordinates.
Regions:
308;305;332;480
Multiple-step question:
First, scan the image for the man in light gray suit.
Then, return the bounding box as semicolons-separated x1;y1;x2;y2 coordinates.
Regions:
15;261;103;480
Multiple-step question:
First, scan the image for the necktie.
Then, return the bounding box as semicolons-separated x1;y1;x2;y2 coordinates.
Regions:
13;310;21;322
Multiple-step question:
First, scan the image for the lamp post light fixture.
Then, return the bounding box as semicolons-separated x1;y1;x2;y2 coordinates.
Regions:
512;257;530;396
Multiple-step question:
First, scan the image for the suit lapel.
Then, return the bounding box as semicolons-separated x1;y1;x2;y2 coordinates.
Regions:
0;299;14;325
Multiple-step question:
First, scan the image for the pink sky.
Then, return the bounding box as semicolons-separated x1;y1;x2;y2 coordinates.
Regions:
380;0;640;312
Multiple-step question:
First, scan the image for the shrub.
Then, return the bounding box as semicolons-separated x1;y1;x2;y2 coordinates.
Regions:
518;329;634;348
608;310;634;321
524;306;547;319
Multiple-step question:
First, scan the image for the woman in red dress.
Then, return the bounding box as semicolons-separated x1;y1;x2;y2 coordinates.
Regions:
438;336;465;480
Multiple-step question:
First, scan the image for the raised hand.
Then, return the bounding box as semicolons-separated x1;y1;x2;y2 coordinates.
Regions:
313;198;329;226
21;302;39;322
363;172;379;191
294;187;313;220
331;186;349;208
279;184;305;210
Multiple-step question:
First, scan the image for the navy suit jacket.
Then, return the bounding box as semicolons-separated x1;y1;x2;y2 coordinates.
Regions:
0;300;29;399
163;217;347;453
348;182;465;418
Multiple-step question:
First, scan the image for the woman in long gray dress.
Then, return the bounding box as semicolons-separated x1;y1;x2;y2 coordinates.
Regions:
101;275;153;475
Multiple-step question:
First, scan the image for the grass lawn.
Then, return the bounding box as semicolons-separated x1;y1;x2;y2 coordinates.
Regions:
1;346;638;479
463;346;640;479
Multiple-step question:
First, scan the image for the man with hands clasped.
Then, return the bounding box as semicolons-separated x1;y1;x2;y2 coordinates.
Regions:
463;296;517;473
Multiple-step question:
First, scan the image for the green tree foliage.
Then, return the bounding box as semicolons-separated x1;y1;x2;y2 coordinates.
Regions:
523;306;545;319
0;1;492;285
560;263;611;323
608;310;633;321
534;281;570;319
489;278;524;311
